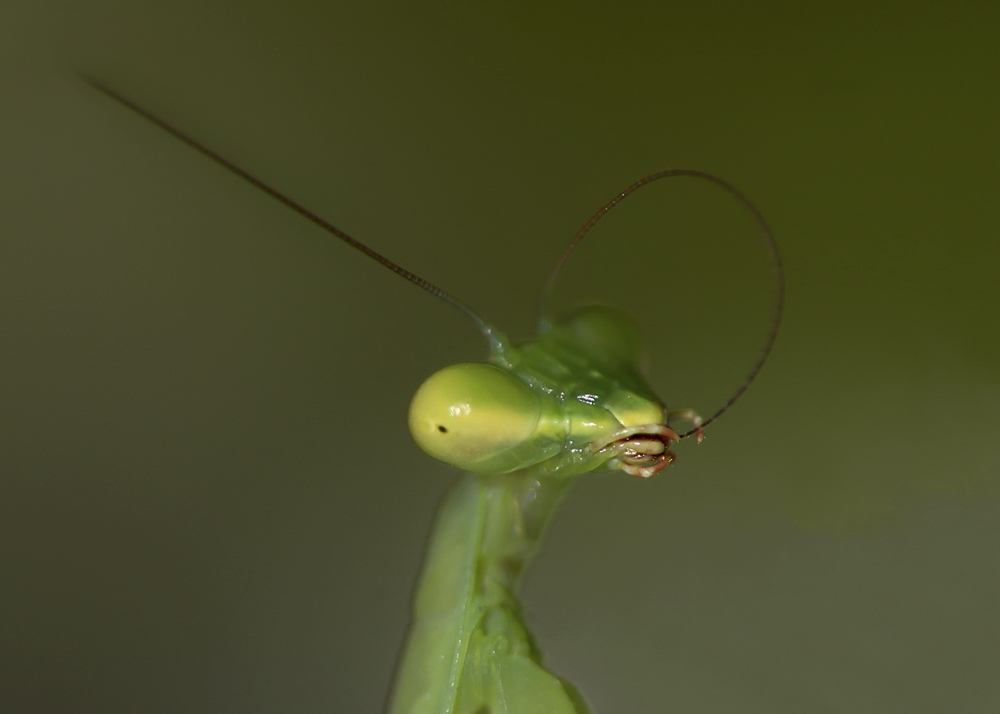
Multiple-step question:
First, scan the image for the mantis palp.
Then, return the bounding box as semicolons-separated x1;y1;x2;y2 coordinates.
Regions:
86;78;784;714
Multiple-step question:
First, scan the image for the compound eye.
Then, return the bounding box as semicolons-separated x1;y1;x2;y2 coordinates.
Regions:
408;363;541;471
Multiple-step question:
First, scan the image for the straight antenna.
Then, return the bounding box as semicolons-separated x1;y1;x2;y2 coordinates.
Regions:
82;77;504;352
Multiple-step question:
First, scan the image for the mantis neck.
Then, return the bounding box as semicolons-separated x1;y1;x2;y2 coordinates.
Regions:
387;473;586;714
477;473;573;615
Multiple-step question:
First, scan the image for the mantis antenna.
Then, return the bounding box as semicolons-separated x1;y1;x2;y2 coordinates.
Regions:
538;170;785;440
81;77;506;353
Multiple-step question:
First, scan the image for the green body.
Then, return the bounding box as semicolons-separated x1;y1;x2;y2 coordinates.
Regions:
389;307;673;714
387;474;583;714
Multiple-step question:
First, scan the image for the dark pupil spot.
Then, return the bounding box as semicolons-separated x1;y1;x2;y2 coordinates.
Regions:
437;425;448;433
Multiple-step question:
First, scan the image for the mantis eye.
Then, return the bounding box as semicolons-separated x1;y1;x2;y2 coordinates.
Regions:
409;363;542;472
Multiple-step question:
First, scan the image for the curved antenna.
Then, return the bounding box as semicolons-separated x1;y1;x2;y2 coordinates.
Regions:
539;169;784;439
81;77;506;354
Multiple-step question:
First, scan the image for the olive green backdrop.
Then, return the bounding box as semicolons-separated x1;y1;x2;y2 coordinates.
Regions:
1;2;998;712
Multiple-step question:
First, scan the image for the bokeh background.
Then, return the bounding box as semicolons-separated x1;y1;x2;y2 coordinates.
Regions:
2;2;998;712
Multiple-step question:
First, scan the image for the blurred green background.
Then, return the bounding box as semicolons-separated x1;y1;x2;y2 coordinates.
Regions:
2;2;998;712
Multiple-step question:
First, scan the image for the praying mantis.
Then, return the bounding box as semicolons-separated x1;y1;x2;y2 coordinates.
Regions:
85;78;783;714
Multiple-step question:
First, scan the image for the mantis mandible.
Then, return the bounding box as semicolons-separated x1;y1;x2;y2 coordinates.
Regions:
86;78;784;714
